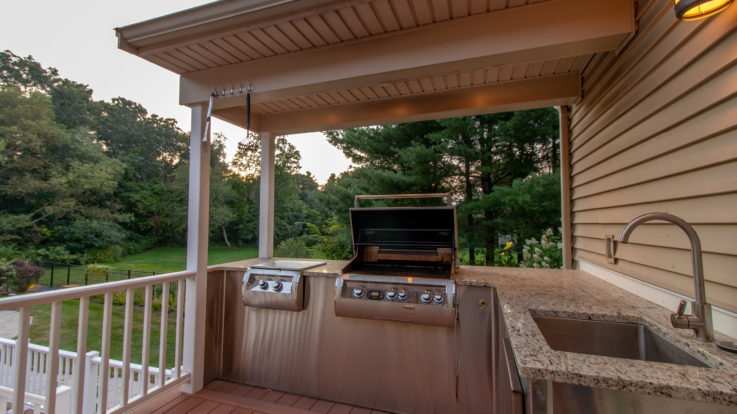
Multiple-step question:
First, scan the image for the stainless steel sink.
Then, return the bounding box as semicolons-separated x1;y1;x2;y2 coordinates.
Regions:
533;316;710;367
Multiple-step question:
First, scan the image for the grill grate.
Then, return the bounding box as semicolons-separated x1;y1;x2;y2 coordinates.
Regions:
350;263;451;279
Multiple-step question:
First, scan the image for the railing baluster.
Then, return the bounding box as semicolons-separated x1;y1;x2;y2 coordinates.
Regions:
158;282;169;388
121;288;133;405
12;306;30;414
99;293;113;413
72;296;88;414
44;301;62;413
175;280;184;379
37;350;43;394
27;348;34;394
141;285;152;395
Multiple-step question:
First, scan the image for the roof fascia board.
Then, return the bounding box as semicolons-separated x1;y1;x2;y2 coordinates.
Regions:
179;0;633;106
216;73;581;134
116;0;369;53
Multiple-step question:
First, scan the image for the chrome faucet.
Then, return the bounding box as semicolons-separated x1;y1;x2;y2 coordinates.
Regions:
619;213;714;342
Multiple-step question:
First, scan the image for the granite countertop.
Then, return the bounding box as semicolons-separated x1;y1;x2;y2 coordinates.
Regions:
212;259;737;405
455;266;737;406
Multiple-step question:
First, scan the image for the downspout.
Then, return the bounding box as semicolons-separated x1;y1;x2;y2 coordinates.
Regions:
558;105;573;269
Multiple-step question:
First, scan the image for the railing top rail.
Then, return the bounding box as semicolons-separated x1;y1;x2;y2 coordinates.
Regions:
0;337;79;358
0;270;195;311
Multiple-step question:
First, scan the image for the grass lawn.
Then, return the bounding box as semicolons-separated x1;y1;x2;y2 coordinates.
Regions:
35;245;258;286
29;297;178;367
102;245;258;274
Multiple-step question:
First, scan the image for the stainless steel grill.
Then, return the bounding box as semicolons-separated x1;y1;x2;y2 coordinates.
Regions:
335;194;458;326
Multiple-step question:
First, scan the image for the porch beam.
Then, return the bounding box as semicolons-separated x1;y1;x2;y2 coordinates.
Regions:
259;132;275;258
179;0;633;107
183;104;210;393
242;73;580;135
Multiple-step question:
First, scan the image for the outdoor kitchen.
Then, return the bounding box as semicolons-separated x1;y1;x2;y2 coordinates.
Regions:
1;0;736;413
199;194;737;413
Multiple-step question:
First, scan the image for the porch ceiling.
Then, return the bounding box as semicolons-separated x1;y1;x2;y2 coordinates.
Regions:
116;0;635;134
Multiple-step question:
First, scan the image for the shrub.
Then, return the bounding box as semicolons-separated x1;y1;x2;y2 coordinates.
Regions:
84;245;123;264
33;246;81;264
520;228;562;269
1;259;46;293
112;290;127;305
275;238;310;258
85;264;110;284
0;259;17;292
494;241;518;267
55;220;128;256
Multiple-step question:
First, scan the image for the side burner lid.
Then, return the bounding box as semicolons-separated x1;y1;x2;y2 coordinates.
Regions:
251;259;326;271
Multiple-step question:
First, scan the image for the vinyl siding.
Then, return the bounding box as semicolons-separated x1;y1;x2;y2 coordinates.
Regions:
568;0;737;313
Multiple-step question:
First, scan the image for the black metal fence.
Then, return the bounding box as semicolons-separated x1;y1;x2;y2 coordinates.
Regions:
33;261;157;287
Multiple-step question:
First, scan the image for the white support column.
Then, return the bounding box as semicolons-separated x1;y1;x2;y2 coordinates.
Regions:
182;104;210;393
259;132;276;258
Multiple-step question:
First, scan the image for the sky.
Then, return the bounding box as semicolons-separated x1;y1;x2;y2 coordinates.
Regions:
0;0;352;184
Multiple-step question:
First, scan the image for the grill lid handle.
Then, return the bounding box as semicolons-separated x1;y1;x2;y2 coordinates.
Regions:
354;193;451;208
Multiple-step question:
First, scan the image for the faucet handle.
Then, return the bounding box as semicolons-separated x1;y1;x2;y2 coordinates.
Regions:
676;300;687;316
671;300;688;329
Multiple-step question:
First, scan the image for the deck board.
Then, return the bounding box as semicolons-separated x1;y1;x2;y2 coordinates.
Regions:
157;380;387;414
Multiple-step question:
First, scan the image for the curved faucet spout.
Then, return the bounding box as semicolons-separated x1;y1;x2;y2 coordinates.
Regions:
619;212;713;342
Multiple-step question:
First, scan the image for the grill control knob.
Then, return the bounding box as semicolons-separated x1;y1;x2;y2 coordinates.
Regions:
386;289;397;300
433;293;444;304
257;279;268;290
353;287;365;298
397;289;408;301
420;291;432;304
271;280;283;292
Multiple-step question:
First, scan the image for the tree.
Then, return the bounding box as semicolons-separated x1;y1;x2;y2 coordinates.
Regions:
326;121;452;195
230;134;324;246
50;79;93;129
0;50;59;92
325;109;559;265
209;134;237;247
0;86;125;259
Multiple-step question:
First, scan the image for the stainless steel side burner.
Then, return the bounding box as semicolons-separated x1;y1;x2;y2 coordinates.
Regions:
242;259;326;311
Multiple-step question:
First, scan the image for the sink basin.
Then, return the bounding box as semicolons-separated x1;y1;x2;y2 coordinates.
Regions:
532;316;710;368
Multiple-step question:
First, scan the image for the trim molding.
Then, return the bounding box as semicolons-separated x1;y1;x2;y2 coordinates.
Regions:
578;259;737;340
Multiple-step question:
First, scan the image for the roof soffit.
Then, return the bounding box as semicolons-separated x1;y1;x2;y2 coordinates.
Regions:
178;0;633;106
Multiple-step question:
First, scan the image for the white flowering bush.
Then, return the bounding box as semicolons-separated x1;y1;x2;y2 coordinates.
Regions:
521;228;562;269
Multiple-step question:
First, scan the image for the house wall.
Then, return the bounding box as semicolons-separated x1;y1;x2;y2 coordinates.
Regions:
568;0;737;314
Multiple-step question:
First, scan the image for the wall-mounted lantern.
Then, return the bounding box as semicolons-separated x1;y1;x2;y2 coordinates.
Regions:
675;0;734;20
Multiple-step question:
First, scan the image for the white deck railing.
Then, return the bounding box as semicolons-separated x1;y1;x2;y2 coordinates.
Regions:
0;338;174;413
0;271;195;414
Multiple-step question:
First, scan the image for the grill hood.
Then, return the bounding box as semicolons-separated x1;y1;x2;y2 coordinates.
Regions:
345;205;459;277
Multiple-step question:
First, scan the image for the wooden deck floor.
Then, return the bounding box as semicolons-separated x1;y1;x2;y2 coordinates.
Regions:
148;380;391;414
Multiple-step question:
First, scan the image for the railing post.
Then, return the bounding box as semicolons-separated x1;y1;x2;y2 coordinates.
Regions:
83;351;100;414
183;104;210;393
56;385;71;414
